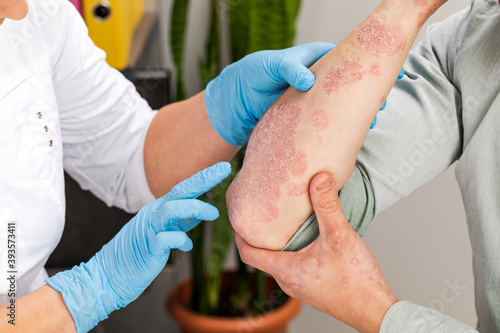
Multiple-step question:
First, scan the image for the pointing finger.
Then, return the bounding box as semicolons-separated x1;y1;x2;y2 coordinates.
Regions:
165;162;232;201
152;199;219;233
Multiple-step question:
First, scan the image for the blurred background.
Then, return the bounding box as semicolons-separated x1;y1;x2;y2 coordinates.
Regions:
50;0;475;332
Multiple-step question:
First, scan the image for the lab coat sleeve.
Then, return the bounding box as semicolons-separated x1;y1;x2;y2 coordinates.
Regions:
48;0;156;212
380;301;478;332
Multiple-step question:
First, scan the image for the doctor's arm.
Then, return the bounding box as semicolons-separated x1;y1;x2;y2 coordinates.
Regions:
0;164;231;333
0;286;76;332
54;1;333;211
143;42;335;197
236;172;478;333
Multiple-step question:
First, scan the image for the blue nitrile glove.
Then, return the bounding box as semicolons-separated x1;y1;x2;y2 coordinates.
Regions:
46;162;232;333
370;68;405;129
206;42;336;146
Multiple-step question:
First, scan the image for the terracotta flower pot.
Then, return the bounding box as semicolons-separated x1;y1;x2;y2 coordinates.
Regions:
167;271;302;333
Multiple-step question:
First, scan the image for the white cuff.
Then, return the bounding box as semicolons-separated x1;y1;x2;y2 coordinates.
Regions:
124;110;157;212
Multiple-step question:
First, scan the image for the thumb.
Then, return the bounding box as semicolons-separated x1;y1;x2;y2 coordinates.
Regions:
278;42;335;92
278;60;316;92
151;231;193;257
309;172;352;245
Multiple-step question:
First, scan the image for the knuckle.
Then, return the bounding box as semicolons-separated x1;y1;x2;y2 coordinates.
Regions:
317;194;341;215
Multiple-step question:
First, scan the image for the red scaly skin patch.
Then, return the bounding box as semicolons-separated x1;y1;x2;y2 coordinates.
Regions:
227;103;307;231
288;183;308;197
311;109;329;132
323;57;381;95
370;62;381;76
357;18;407;57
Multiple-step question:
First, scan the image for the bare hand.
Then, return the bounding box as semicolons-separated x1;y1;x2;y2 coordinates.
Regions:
235;172;399;333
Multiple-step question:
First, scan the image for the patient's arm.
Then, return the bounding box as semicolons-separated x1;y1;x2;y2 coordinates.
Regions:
227;0;447;250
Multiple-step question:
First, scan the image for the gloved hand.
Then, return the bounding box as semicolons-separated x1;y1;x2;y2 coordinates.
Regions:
370;68;405;129
206;42;335;146
46;162;232;333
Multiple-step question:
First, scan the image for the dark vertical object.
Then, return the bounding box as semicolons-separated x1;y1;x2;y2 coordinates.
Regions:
171;0;190;102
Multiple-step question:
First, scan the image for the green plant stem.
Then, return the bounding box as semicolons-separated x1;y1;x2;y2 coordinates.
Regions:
236;249;249;303
189;223;206;313
179;0;303;317
199;0;220;88
170;0;189;101
253;269;267;314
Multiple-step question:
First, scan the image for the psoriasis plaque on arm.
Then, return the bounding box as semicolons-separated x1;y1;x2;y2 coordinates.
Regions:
357;18;407;56
323;57;382;95
227;102;307;230
311;109;329;132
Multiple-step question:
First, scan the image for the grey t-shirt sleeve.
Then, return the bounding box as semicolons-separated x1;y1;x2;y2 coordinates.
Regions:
282;165;375;251
381;301;478;333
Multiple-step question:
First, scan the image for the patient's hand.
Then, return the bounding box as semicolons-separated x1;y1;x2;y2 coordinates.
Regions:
227;0;447;250
235;173;399;333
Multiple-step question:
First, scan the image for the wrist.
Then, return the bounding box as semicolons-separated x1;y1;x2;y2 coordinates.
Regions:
46;259;110;333
365;295;400;333
346;288;400;333
205;78;248;146
377;0;446;28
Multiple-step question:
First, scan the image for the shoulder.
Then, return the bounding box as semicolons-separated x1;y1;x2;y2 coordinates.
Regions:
0;0;86;63
26;0;87;52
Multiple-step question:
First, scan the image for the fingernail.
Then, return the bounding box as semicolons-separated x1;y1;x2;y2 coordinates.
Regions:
316;177;332;193
297;72;315;91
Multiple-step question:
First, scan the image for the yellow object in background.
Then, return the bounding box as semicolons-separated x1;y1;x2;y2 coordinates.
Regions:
83;0;145;70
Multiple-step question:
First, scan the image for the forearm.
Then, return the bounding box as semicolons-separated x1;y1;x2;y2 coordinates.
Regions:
0;285;76;332
144;91;239;197
228;0;446;250
339;6;466;232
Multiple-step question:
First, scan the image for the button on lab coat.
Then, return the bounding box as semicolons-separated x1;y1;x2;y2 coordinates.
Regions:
0;0;156;304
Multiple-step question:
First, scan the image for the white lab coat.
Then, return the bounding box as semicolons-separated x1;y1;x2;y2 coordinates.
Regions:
0;0;156;304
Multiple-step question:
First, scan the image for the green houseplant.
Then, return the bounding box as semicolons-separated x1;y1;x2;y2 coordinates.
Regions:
167;0;303;331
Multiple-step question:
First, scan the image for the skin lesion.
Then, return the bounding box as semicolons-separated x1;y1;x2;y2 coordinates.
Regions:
227;102;307;241
288;182;309;197
357;18;407;57
311;110;329;132
323;57;382;95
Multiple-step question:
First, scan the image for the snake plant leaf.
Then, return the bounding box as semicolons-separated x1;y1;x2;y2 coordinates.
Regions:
183;0;303;316
229;0;250;62
283;0;302;47
206;157;241;314
230;0;303;60
171;0;189;101
199;0;220;88
188;221;206;313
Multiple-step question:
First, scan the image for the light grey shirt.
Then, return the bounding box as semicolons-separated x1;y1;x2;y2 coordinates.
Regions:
339;0;500;331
